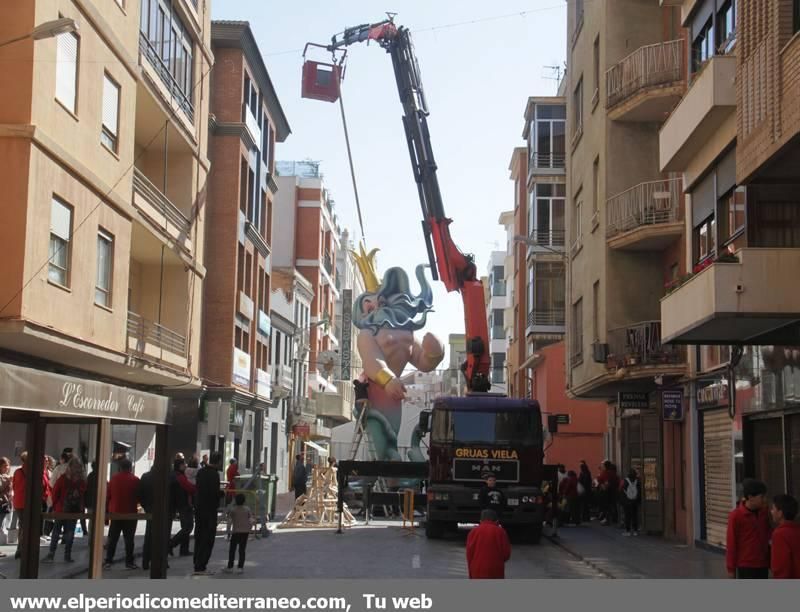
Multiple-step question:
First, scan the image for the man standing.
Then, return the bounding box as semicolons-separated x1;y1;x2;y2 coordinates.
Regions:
292;455;307;500
478;474;506;516
770;494;800;579
104;459;140;570
193;452;223;575
466;509;511;579
726;479;771;579
169;458;196;557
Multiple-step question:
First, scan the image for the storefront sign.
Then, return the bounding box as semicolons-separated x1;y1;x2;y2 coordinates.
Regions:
256;368;272;399
662;390;684;421
0;361;169;424
341;289;352;381
697;380;729;407
233;348;251;388
618;392;649;410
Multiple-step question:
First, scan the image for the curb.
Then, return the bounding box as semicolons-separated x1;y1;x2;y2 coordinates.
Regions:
544;534;617;579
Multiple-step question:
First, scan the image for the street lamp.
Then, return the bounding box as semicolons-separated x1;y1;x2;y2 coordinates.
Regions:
0;18;78;49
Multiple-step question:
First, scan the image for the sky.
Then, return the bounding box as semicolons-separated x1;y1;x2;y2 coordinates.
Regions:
211;0;567;369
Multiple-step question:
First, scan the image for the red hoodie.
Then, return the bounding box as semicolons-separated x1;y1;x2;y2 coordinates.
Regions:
11;466;51;510
52;475;87;513
466;520;511;579
107;471;140;514
771;521;800;579
726;503;771;573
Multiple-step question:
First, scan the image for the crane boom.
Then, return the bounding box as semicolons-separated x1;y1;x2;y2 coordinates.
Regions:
325;19;491;393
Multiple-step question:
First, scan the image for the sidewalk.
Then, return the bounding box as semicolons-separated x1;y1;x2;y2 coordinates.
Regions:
549;520;727;579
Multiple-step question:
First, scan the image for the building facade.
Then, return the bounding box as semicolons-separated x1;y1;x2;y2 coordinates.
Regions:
486;250;508;393
445;334;467;396
565;0;692;539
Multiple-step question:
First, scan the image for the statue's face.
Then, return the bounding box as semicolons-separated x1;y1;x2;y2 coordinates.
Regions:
353;265;434;335
360;295;386;315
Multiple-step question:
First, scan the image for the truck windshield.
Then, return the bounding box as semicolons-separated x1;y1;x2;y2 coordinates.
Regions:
431;409;541;446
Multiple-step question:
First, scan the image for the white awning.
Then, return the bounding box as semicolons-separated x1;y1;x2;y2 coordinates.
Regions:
304;440;329;456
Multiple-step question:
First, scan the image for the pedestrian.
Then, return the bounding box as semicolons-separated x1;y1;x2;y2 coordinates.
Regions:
769;494;800;579
225;458;239;503
169;458;196;557
479;474;507;515
0;457;12;555
224;493;253;574
556;464;567;486
104;458;140;570
137;464;156;571
465;509;511;579
726;478;771;579
559;470;580;525
11;451;28;559
84;462;98;542
621;469;641;536
193;451;224;575
200;454;209;469
41;455;55;539
578;461;593;522
597;461;619;526
49;451;71;491
44;457;86;563
328;457;337;469
292;454;307;500
185;457;199;486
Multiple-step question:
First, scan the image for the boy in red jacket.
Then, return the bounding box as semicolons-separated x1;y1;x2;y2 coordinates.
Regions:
466;509;511;579
770;494;800;579
726;479;771;579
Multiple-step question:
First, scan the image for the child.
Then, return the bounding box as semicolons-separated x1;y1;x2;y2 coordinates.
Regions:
770;494;800;579
225;493;252;574
726;479;771;579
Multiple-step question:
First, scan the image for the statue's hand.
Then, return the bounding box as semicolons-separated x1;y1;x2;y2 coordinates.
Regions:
385;377;407;401
421;332;444;361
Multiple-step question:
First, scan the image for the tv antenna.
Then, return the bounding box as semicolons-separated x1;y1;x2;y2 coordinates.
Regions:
543;64;565;82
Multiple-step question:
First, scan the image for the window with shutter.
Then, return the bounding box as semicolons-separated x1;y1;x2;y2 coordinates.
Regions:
56;31;79;113
49;198;72;287
101;73;120;152
96;229;114;307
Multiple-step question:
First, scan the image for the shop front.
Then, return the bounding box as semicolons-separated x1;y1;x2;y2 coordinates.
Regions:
0;361;171;579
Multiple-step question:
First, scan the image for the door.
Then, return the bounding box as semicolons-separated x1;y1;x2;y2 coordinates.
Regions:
702;409;734;548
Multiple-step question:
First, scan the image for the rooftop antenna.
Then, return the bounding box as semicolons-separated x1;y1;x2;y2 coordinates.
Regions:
543;65;564;82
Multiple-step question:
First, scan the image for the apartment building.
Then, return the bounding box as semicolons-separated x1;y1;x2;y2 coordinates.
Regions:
486;250;508;392
445;333;467;396
507;148;529;398
184;21;290;472
565;0;690;539
658;0;800;549
0;0;211;578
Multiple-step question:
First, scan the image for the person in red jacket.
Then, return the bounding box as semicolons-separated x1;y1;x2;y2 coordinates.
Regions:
43;458;86;563
770;494;800;579
466;509;511;579
726;479;771;579
558;470;580;525
104;458;141;570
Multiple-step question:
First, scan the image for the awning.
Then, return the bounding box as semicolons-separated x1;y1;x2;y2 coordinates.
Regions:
304;439;329;456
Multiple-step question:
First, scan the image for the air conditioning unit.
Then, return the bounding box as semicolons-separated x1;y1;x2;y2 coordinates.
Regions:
592;342;609;363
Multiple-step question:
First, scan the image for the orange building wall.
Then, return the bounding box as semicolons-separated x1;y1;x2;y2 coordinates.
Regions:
532;341;607;472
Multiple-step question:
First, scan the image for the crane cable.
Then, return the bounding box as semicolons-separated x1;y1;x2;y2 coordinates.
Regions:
337;90;367;244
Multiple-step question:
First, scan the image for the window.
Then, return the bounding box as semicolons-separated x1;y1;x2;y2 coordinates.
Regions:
533;262;565;325
572;78;583;138
592;36;600;100
101;73;120;153
56;30;79;113
532;184;566;246
592;156;600;215
719;186;746;245
592;280;599;342
533;105;566;168
694;216;716;264
491;353;506;384
692;19;714;73
237;244;245;293
573;196;583;243
239;159;248;214
571;298;583;364
95;229;114;307
262;116;271;165
573;0;585;43
48;198;72;286
716;0;736;53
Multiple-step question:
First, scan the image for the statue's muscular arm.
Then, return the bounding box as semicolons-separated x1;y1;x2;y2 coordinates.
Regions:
409;332;445;373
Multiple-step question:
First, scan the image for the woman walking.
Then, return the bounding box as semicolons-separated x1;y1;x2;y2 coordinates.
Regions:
0;457;12;556
44;457;86;562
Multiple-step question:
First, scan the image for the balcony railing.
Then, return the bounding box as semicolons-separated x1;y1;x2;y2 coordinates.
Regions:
530;152;566;170
132;168;192;250
528;229;566;248
138;33;194;121
527;309;566;328
126;311;187;360
606;178;682;239
606;39;683;110
607;320;683;368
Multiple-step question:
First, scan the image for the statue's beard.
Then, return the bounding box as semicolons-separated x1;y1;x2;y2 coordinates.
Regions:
353;297;430;335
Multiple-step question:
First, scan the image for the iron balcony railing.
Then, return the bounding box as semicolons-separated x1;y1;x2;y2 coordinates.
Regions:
132;168;192;240
528;229;566;248
607;320;683;367
527;309;566;328
138;32;194;121
530;151;566;170
606;177;682;239
127;311;187;358
606;39;683;110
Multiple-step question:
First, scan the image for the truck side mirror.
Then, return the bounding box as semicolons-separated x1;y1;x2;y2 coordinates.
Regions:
418;410;431;433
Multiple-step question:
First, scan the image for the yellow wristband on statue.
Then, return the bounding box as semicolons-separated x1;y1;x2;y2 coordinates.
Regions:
372;369;395;388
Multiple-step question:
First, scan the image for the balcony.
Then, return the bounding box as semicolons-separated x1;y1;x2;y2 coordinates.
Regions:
274;364;293;390
530;152;566;173
309;421;332;440
661;249;800;345
126;311;188;369
492;281;507;297
606;320;685;370
526;309;566;336
138;33;194;121
527;229;566;252
314;381;354;424
660;54;737;172
243;107;261;146
606;39;685;122
132;168;193;254
606;178;683;250
491;325;505;340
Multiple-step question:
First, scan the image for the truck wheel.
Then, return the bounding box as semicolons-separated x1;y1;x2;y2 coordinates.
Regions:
425;520;444;539
526;525;543;545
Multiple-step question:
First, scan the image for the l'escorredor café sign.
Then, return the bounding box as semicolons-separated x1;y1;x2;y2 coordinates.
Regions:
0;362;169;424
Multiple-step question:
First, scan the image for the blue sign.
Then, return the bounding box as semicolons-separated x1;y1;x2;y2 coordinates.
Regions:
662;389;684;421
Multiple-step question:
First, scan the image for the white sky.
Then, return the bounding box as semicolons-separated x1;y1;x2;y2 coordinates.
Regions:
211;0;567;368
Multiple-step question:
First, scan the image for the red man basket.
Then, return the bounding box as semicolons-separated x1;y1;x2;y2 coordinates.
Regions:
301;43;345;103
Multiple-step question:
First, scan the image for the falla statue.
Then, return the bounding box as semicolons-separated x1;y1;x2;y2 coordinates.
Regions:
350;242;445;462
